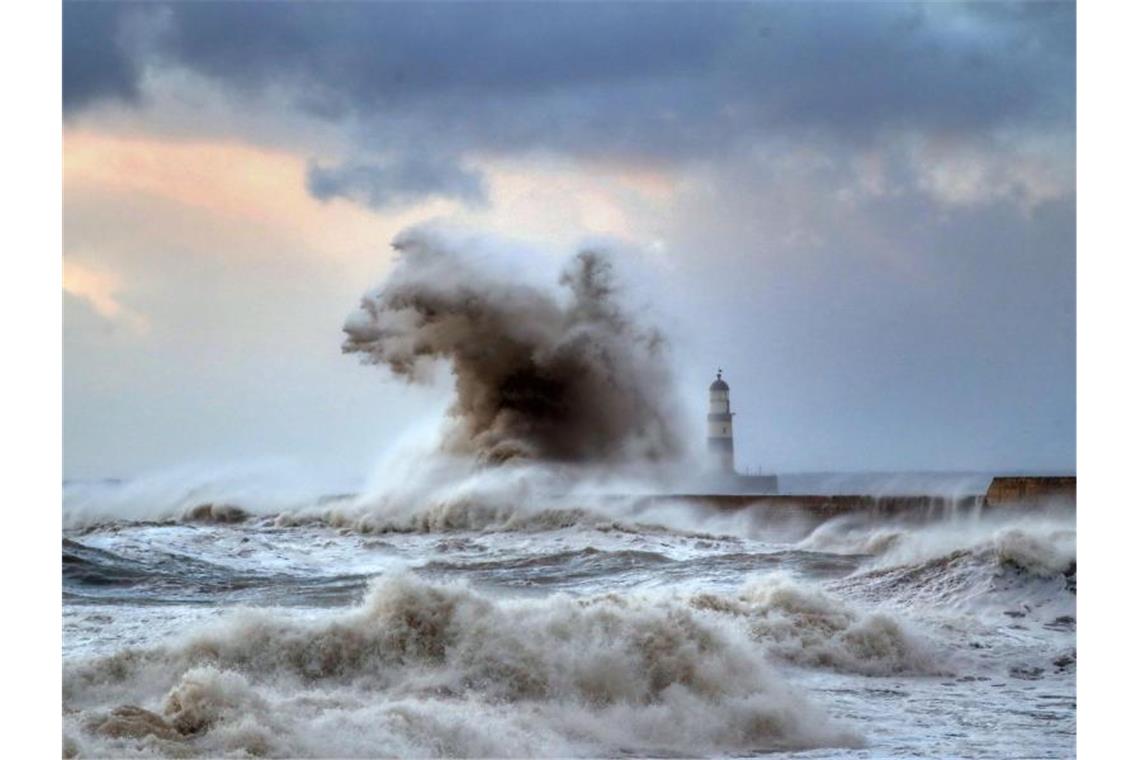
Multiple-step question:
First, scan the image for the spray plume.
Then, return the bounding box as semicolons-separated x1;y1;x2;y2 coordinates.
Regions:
342;227;685;469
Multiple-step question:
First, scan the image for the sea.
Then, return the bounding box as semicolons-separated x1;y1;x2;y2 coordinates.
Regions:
62;471;1075;758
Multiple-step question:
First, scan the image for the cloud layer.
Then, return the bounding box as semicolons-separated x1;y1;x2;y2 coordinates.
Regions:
65;2;1074;208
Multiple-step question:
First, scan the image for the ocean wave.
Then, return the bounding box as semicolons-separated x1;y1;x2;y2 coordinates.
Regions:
797;513;1075;601
278;499;606;535
419;547;676;589
63;538;370;607
64;479;689;540
691;575;940;677
63;458;744;541
832;524;1076;619
63;575;861;757
989;527;1075;578
62;465;345;530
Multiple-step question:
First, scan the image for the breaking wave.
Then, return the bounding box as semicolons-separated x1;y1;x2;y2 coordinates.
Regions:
62;464;346;530
800;516;1077;616
691;575;941;676
798;512;1075;571
64;575;861;757
62;452;704;536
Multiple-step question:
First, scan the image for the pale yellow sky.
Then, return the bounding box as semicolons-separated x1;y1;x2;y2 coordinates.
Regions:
63;130;681;338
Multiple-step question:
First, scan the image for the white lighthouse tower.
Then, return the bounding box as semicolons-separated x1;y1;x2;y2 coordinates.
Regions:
707;369;735;473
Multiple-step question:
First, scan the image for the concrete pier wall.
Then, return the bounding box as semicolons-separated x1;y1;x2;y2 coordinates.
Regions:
634;493;983;521
984;476;1076;505
632;476;1075;523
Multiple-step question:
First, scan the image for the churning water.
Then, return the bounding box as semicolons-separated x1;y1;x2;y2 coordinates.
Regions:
62;478;1075;759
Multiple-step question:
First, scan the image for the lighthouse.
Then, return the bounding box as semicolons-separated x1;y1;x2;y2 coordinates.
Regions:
707;369;735;473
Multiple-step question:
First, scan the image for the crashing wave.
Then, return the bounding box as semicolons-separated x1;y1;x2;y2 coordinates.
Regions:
828;521;1076;618
799;512;1074;578
63;575;862;757
341;228;688;467
690;574;940;676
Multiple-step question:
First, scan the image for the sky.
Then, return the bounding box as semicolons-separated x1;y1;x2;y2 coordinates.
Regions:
62;1;1075;482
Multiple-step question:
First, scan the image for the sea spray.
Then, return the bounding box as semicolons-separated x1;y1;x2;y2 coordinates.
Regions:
342;226;688;468
62;461;346;529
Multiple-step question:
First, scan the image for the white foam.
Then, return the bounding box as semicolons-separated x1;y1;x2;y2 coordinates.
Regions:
64;575;862;757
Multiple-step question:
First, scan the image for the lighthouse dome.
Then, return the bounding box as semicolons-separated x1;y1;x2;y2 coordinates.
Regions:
709;371;729;391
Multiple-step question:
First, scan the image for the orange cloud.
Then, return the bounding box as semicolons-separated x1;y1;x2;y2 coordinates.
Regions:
62;128;682;289
473;157;678;243
63;130;449;265
63;258;149;334
65;131;303;225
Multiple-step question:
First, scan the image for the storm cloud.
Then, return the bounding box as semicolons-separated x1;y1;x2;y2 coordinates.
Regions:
307;156;487;210
65;2;1074;204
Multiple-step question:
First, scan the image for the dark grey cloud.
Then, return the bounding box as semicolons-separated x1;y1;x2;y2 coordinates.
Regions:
64;2;1074;159
63;1;144;111
307;156;487;209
